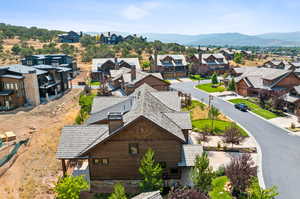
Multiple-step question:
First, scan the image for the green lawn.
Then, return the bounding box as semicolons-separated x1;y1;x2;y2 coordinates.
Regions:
182;100;206;112
196;83;226;93
90;81;101;86
189;75;210;81
229;98;279;119
192;119;248;137
164;80;171;84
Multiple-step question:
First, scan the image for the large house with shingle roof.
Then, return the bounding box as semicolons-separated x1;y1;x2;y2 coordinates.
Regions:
92;58;169;95
56;84;202;192
188;49;229;75
234;67;300;97
149;54;188;79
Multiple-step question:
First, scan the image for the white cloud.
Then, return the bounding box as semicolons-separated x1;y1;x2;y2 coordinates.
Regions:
121;1;160;20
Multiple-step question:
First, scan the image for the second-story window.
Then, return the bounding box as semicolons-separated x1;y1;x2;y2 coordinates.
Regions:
93;158;109;166
129;143;139;155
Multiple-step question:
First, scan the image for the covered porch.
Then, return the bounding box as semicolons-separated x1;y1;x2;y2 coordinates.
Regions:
0;90;14;111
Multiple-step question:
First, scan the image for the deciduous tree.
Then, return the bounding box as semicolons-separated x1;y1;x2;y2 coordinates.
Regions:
54;175;89;199
225;154;257;195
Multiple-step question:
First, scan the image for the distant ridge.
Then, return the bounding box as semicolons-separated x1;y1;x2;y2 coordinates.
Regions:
86;31;300;47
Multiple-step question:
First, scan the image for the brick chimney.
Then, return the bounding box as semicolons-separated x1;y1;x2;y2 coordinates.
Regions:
108;112;123;134
131;65;136;81
198;45;203;64
151;50;158;72
114;57;119;70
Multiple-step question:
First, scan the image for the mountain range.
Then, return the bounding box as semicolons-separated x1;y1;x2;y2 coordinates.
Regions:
88;31;300;47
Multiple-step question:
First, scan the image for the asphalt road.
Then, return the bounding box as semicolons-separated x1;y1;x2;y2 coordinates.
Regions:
171;81;300;199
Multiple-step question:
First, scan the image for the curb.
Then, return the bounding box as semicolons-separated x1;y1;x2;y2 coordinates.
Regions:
225;100;300;137
189;86;266;189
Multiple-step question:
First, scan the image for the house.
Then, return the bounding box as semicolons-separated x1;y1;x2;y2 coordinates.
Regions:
149;54;188;79
262;60;295;70
56;84;202;192
234;50;253;59
99;32;146;45
21;54;77;78
219;49;235;60
279;85;300;118
188;51;229;75
0;64;72;110
91;58;169;95
0;67;26;111
58;31;82;43
234;67;300;97
91;58;141;82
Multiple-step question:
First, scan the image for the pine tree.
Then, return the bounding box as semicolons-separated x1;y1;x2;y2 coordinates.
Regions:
211;73;218;84
109;183;127;199
191;152;214;193
138;148;163;192
228;78;236;91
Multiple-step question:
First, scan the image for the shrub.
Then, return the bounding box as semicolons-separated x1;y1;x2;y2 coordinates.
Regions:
209;176;233;199
225;154;257;195
167;187;208;199
109;183;127;199
291;122;295;129
211;73;218;84
223;124;244;145
247;177;278;199
54;175;89;199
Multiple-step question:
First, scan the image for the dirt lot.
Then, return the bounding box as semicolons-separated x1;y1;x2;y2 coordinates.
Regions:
0;88;82;199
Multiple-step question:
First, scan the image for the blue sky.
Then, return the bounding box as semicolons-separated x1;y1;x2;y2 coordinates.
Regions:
1;0;300;35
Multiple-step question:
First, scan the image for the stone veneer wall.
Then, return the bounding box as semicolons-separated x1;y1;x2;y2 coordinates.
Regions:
23;72;40;106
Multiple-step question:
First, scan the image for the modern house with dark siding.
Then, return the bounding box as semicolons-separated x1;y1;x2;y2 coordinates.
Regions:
58;31;82;43
21;54;77;78
0;64;72;111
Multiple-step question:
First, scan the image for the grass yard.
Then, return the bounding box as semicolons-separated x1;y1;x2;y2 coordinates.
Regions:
189;75;210;81
182;100;206;112
90;81;101;86
192;119;248;137
196;83;226;93
229;98;279;119
164;79;171;84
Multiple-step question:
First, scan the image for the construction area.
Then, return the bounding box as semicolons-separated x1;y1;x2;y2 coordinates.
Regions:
0;87;82;199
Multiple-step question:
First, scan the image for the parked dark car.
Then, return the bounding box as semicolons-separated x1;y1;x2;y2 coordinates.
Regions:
234;103;248;112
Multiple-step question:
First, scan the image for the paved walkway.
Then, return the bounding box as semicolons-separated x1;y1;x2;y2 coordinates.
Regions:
171;81;300;199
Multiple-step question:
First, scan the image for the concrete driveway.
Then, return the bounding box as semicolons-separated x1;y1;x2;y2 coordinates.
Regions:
171;81;300;199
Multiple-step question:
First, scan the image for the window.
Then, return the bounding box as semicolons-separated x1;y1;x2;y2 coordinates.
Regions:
129;143;139;155
93;158;109;165
170;168;179;174
27;60;33;65
159;161;167;169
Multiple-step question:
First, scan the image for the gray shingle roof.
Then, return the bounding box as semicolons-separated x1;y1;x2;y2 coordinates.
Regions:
194;53;228;65
164;112;192;130
178;144;203;167
92;58;141;72
131;191;162;199
56;125;109;159
150;91;181;111
151;54;188;67
236;67;292;89
86;97;132;125
58;83;190;158
7;64;47;75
